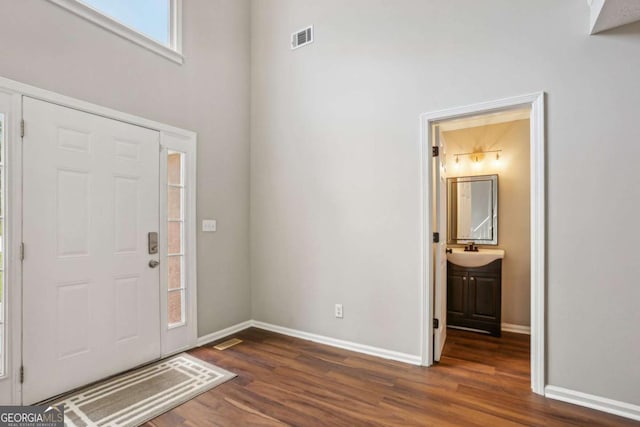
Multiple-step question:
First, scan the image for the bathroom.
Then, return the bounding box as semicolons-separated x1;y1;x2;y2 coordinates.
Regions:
435;108;532;366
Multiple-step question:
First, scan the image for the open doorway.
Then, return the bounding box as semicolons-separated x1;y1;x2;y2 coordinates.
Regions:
420;93;545;395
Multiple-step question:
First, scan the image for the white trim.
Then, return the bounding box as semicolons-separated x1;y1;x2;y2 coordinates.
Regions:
0;91;24;404
0;77;195;138
252;321;422;366
501;323;531;335
170;0;183;55
10;93;22;405
419;92;546;395
530;93;546;395
545;385;640;422
46;0;184;64
197;321;254;347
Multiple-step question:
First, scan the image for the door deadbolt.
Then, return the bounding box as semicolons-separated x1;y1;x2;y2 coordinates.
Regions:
148;232;158;254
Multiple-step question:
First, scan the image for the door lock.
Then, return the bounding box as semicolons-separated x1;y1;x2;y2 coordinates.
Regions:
148;232;158;254
148;260;160;268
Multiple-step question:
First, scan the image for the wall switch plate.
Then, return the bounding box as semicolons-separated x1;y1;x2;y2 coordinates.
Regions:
335;304;343;319
202;219;217;232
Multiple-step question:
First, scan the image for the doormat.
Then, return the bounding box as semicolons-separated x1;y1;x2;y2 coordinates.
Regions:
50;353;235;427
213;338;243;351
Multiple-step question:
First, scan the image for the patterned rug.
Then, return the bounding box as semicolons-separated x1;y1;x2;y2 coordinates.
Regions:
52;353;236;427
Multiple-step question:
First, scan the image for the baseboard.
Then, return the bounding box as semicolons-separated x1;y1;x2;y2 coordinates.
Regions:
252;321;422;366
196;320;253;347
197;319;422;366
545;385;640;422
501;323;531;335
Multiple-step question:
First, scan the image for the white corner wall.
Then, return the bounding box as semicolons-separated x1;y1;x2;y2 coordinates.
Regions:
250;0;640;407
0;0;253;336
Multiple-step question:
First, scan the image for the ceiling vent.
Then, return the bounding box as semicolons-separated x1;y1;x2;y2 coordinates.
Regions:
291;26;313;50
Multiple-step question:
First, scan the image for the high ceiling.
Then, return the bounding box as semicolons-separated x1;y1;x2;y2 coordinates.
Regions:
589;0;640;34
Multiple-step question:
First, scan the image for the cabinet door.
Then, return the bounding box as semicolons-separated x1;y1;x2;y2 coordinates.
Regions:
467;274;500;322
447;272;467;321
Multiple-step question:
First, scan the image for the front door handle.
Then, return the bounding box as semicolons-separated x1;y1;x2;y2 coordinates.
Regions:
148;260;160;268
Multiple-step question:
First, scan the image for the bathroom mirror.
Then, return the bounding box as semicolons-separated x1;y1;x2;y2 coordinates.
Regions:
447;174;498;245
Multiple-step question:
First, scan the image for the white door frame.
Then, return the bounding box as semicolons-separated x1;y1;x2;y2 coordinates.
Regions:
0;75;198;404
419;92;546;395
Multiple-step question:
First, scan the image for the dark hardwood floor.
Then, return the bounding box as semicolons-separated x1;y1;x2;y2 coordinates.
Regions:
145;328;637;426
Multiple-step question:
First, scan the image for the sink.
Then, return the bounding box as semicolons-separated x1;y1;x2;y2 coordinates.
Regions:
447;248;505;268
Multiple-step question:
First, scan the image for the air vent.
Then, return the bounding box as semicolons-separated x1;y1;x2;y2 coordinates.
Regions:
291;26;313;50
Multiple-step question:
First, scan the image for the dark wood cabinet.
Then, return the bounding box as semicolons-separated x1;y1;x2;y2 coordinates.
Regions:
447;260;502;336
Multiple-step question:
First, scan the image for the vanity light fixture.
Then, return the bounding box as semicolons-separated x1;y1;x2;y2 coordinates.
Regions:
452;149;502;165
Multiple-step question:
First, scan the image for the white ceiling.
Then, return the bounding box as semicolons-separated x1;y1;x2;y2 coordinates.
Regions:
589;0;640;34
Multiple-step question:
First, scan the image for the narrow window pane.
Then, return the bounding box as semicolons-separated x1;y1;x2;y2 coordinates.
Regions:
168;152;182;185
80;0;171;45
168;222;182;254
168;187;182;219
168;256;182;290
166;149;185;328
168;290;183;325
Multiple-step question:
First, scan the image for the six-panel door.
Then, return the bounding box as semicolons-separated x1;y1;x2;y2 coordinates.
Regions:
21;97;161;404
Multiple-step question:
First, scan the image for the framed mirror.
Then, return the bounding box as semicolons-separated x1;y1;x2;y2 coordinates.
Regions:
447;174;498;245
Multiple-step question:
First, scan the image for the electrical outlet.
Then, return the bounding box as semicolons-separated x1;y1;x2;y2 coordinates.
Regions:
334;304;343;319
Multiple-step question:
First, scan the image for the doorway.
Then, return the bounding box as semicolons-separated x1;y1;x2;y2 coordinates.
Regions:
0;77;198;405
420;93;545;395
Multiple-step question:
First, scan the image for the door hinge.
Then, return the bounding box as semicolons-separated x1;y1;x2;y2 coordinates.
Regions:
19;366;24;384
20;119;25;138
433;232;440;243
20;243;25;261
432;146;439;157
433;318;440;329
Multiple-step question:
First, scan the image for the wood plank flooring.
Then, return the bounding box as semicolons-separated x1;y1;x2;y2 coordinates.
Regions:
145;328;637;426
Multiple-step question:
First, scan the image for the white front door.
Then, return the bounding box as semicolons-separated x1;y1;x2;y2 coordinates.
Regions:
433;126;447;362
22;97;161;404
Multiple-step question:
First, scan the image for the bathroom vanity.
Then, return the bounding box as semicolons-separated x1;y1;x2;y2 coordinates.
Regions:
446;174;503;336
447;255;502;336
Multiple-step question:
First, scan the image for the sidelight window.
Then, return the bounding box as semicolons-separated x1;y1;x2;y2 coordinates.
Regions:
167;150;185;327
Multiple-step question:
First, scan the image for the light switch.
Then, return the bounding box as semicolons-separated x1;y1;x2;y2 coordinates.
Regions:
202;220;217;232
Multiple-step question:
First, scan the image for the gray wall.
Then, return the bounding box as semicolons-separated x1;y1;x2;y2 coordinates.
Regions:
444;119;531;327
251;0;640;405
0;0;252;336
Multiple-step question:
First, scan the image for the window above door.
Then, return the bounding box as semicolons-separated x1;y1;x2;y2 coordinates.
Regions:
47;0;183;64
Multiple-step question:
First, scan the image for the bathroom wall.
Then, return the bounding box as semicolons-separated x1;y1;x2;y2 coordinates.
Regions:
0;0;253;336
251;0;640;406
443;119;531;328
